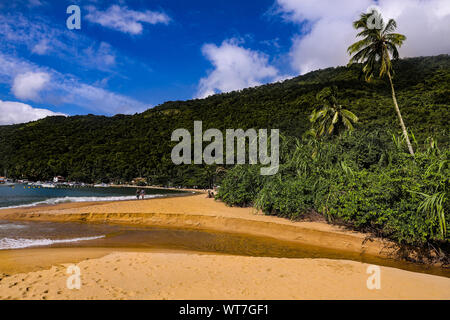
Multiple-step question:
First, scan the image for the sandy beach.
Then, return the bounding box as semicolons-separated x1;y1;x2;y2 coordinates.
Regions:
0;193;449;300
1;252;449;300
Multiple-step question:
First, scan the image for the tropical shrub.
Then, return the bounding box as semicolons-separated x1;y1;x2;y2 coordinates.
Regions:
216;165;265;207
218;129;449;248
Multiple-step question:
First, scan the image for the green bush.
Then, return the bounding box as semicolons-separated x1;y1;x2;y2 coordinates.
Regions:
254;176;316;219
217;165;265;207
217;129;449;248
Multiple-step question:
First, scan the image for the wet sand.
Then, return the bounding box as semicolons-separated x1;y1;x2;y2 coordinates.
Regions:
0;194;449;299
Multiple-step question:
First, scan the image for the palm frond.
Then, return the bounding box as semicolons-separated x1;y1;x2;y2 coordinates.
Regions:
342;117;354;131
347;39;370;54
332;111;339;124
385;42;400;60
327;123;335;135
384;33;406;45
340;109;359;123
383;19;397;34
415;192;447;239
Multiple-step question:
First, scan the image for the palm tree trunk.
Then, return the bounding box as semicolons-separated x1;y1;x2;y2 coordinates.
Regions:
387;71;415;156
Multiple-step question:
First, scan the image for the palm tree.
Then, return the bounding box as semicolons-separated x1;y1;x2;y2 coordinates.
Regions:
308;86;358;138
347;10;414;156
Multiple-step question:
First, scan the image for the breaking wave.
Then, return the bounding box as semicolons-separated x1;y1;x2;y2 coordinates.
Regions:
1;194;164;209
0;235;106;250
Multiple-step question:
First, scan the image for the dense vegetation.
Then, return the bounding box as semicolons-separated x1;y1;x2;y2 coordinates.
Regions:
218;130;449;253
0;55;448;187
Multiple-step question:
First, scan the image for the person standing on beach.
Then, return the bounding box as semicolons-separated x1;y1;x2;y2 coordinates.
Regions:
140;189;146;200
136;189;140;200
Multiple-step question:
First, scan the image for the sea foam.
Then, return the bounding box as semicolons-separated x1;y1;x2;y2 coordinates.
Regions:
0;223;28;230
0;235;105;250
0;194;164;209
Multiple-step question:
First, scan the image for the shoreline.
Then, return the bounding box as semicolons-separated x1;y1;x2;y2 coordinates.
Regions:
0;193;448;275
0;194;397;259
1;193;449;299
0;184;193;210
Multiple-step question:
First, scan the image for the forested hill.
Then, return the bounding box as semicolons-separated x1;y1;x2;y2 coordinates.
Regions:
0;55;449;185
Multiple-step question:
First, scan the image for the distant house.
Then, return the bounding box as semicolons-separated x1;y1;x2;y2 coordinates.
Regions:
53;176;66;183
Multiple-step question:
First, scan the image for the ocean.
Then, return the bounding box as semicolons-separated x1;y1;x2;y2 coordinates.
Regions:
0;184;174;209
0;184;183;250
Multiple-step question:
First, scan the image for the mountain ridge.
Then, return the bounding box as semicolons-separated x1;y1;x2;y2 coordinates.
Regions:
0;54;448;185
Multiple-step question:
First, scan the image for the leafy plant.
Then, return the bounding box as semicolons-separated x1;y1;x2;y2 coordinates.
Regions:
218;130;450;249
413;191;447;239
308;86;358;138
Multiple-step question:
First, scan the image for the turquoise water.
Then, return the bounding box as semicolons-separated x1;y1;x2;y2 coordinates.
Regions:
0;185;179;209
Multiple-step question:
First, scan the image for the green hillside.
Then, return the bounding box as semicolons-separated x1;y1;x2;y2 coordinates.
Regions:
0;55;449;186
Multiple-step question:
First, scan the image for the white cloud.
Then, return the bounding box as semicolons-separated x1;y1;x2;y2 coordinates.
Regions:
197;39;282;98
82;42;116;66
85;5;171;35
276;0;450;74
0;13;119;72
27;0;43;7
31;39;50;55
276;0;369;22
377;0;450;58
0;100;65;125
0;53;149;114
12;72;50;101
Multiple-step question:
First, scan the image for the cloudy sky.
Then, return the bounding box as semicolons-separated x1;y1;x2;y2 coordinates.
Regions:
0;0;449;124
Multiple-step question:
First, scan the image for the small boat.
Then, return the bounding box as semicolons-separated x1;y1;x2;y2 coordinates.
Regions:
41;183;56;188
94;183;109;187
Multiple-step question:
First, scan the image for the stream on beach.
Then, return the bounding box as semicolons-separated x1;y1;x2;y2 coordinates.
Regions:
0;220;448;278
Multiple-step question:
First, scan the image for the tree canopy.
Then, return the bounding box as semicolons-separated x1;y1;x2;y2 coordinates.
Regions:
0;55;449;186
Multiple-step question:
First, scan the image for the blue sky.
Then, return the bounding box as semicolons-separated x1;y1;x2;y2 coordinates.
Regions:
0;0;448;124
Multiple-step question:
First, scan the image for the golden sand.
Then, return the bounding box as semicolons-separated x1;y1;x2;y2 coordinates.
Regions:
0;193;449;300
1;252;449;300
